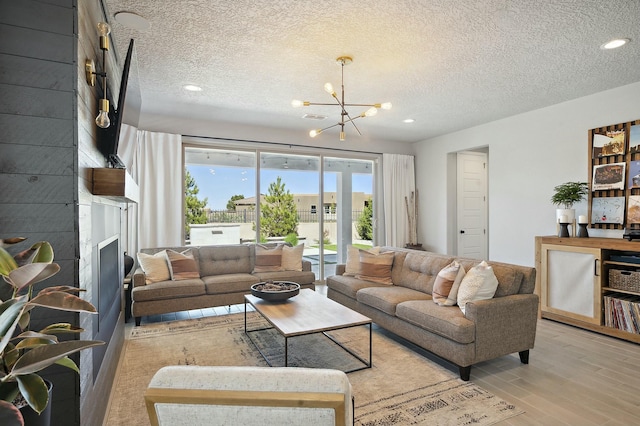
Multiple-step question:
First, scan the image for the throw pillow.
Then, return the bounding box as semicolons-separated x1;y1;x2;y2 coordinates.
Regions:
457;260;499;315
253;244;284;272
136;251;171;284
281;244;304;271
356;250;395;285
344;245;380;276
165;249;200;281
432;261;466;306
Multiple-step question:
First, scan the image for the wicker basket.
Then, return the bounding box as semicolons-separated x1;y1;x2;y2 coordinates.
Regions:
608;269;640;292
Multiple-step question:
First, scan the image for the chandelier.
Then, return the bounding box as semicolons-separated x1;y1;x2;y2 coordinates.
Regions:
292;56;392;141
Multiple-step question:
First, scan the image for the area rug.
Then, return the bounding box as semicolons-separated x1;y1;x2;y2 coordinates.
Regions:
104;313;523;425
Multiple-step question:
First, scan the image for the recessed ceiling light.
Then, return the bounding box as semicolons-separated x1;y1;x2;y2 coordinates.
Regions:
183;84;202;92
403;118;415;123
114;11;151;31
601;38;630;50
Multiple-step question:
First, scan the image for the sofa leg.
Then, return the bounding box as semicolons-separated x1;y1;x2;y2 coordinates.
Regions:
519;350;529;364
459;366;471;381
135;317;141;326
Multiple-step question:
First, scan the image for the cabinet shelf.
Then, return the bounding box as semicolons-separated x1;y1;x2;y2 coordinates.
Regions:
91;168;139;203
603;287;640;297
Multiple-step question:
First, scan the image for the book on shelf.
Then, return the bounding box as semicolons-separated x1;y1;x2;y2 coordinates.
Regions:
603;294;640;334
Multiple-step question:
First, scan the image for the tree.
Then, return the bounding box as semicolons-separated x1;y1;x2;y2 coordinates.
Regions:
226;194;245;211
356;198;373;240
185;169;208;238
260;176;298;238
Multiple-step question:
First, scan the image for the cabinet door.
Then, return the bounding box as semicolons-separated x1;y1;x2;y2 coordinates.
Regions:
540;244;601;325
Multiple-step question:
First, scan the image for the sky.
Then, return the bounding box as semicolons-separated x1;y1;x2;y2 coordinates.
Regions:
187;165;373;210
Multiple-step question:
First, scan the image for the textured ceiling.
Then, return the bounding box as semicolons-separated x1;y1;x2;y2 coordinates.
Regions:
101;0;640;143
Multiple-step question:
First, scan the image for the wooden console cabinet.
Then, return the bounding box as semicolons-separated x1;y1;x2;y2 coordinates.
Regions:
536;236;640;343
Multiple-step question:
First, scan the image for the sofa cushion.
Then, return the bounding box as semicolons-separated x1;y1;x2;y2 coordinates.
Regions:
202;273;260;294
326;275;388;299
356;250;394;284
166;249;200;281
432;261;466;306
253;244;285;272
281;244;304;271
137;251;171;284
392;251;454;293
132;279;206;302
198;245;253;276
396;300;475;344
344;245;379;276
252;270;316;285
356;286;430;316
457;261;499;314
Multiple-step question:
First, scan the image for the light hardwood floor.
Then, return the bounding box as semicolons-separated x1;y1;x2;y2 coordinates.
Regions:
130;285;640;425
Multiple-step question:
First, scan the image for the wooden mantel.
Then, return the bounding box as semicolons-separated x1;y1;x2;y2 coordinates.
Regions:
91;168;139;203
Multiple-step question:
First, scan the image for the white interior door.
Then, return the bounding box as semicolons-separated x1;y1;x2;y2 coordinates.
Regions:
456;151;488;259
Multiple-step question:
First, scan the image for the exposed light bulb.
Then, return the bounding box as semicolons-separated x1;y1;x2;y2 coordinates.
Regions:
95;99;110;128
340;131;345;141
380;102;392;110
364;107;378;117
97;22;111;36
309;129;322;138
291;99;304;107
324;83;335;96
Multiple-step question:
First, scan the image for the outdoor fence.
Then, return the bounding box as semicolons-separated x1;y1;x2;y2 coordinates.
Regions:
206;209;364;223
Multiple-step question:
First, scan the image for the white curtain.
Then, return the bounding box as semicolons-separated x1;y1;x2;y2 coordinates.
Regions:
118;124;183;250
382;153;416;247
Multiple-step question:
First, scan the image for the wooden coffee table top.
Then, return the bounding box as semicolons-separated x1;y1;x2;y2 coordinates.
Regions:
245;289;371;337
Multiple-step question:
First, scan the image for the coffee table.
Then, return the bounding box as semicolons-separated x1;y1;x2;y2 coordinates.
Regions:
244;289;372;372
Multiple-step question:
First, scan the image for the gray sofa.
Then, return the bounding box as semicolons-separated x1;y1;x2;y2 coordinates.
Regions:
326;246;538;381
132;244;316;325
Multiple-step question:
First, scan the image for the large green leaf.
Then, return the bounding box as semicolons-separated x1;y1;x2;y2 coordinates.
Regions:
7;263;60;293
0;297;27;355
54;356;79;373
0;248;18;277
16;374;48;414
39;323;83;334
10;340;104;376
0;400;23;426
14;242;53;267
29;292;96;313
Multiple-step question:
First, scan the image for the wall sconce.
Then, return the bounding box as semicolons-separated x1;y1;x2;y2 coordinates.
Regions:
85;22;111;128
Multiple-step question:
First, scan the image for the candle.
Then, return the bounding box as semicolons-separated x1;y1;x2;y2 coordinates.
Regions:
578;215;587;224
560;214;568;223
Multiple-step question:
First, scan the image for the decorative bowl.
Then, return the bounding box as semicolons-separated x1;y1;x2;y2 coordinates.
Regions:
250;281;300;302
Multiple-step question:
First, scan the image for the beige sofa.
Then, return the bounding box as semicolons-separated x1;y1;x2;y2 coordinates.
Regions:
326;246;538;381
132;244;316;326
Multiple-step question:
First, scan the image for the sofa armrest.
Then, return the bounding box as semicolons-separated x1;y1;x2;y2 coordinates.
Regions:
335;264;346;275
464;293;539;363
132;267;147;288
302;259;312;272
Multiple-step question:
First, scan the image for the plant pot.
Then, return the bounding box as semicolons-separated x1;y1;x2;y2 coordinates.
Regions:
556;208;575;224
19;381;52;426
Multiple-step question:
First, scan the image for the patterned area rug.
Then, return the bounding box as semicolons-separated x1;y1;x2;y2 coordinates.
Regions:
105;313;523;425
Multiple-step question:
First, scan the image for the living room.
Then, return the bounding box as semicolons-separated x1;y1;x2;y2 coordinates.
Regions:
1;0;640;425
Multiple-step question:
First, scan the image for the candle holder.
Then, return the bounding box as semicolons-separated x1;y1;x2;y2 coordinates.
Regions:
558;222;571;238
577;223;589;238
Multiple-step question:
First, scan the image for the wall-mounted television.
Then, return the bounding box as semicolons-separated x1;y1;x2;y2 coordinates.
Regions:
97;38;141;169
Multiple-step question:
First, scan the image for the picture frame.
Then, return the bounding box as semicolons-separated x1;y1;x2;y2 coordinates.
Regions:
593;129;625;157
592;162;626;191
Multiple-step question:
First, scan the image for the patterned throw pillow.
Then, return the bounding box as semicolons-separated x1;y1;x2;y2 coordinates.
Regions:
165;249;200;281
136;251;171;284
281;244;304;271
457;261;499;314
432;261;466;306
253;244;284;272
344;245;380;276
356;250;395;285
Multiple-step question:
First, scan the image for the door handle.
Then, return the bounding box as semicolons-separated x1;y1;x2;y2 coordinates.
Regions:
460;230;465;234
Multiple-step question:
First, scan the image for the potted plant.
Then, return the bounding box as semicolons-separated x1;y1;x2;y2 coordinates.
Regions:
550;181;589;224
0;238;103;426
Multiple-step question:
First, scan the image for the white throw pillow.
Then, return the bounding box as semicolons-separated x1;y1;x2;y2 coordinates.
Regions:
457;261;499;315
344;245;380;276
432;261;466;306
281;244;304;271
137;251;171;284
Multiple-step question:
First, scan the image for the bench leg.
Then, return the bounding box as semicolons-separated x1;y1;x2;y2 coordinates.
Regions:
519;350;529;364
459;365;471;381
135;317;141;326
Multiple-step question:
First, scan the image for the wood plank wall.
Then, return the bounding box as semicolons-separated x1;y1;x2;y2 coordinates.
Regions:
1;0;127;424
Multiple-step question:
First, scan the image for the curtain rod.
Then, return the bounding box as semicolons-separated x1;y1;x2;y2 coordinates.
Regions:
181;134;383;156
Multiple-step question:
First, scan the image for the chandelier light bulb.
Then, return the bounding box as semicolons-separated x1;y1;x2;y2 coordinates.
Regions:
324;82;335;96
340;131;345;141
381;102;392;110
309;129;322;138
291;99;304;107
364;107;378;117
97;22;111;36
95;99;110;128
